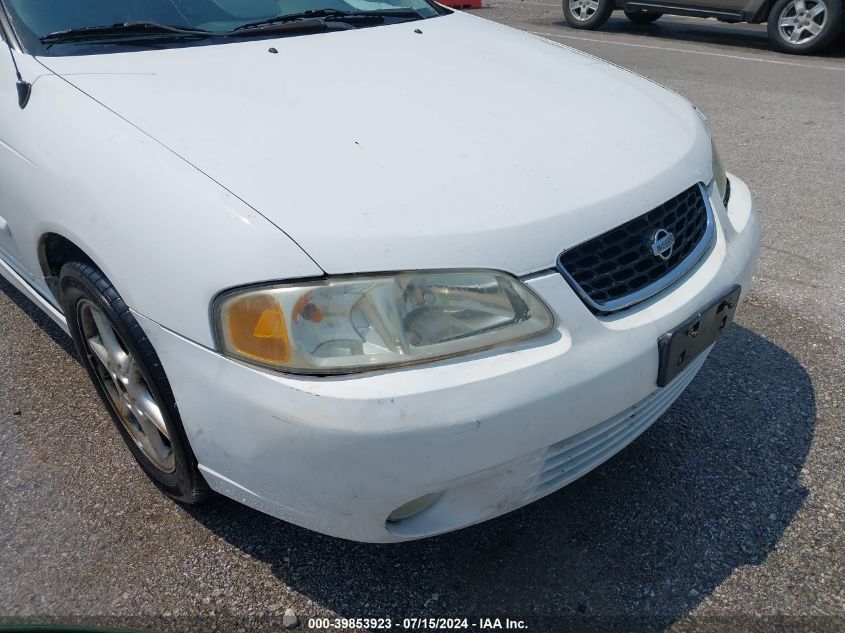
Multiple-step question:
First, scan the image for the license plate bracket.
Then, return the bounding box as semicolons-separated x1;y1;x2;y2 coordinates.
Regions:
656;285;742;387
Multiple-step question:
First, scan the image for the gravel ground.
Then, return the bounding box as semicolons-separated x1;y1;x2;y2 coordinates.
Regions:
1;7;844;633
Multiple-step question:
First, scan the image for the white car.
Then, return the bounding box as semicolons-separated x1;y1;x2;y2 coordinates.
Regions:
0;0;759;542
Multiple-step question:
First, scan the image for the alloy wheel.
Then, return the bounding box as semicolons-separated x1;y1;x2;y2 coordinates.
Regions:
569;0;600;21
777;0;828;45
78;299;176;473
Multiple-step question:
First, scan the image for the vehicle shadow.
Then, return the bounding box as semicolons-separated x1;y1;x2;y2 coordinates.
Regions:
0;277;78;361
184;324;815;627
547;15;845;58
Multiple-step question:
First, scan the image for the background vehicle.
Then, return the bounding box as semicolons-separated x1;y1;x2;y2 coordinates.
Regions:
562;0;843;54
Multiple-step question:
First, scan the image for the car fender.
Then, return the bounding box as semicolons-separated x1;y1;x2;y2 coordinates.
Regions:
8;63;323;347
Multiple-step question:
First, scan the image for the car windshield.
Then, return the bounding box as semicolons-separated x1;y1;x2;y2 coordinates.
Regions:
2;0;442;55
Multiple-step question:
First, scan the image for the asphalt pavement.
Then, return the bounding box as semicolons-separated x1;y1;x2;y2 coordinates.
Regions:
1;7;843;633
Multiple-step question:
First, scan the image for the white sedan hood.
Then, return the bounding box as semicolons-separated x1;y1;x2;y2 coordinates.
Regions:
40;12;711;276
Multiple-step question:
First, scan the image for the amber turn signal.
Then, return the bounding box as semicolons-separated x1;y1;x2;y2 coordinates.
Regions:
223;294;291;364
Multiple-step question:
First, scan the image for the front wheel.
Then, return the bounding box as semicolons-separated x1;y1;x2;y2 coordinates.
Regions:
563;0;615;29
624;9;662;23
60;261;209;504
767;0;842;54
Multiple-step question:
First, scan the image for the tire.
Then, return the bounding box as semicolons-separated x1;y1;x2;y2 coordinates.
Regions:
563;0;615;29
767;0;842;54
624;9;663;23
60;261;209;504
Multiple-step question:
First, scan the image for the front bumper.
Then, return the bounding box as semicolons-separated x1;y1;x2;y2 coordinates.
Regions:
136;176;760;543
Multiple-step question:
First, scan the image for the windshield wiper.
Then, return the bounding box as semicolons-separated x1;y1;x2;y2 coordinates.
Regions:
39;11;424;49
229;16;356;37
233;8;425;32
40;21;216;47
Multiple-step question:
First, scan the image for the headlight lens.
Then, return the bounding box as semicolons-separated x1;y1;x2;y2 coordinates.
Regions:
215;270;554;374
711;138;729;206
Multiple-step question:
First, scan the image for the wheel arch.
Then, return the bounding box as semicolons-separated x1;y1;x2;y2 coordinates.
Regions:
38;232;98;303
750;0;842;21
752;0;778;21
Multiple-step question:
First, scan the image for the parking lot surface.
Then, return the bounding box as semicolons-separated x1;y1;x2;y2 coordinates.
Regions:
1;7;844;632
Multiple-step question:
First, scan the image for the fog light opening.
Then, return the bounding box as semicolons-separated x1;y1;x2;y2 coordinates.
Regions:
386;492;443;524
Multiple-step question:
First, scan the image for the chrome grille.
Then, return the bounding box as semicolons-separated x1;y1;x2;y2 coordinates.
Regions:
557;183;714;314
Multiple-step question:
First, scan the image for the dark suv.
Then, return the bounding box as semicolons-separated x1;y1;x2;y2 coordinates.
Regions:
562;0;842;54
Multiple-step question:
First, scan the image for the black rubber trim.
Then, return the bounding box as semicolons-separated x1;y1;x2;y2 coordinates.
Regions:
622;1;747;20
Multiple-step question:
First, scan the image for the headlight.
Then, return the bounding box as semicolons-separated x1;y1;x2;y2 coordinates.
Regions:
711;138;730;207
214;270;554;374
